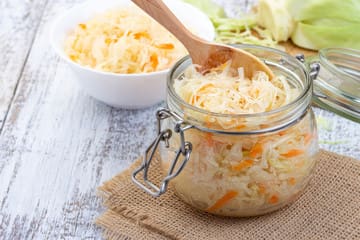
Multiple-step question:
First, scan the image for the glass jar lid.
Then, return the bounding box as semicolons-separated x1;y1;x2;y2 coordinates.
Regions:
309;48;360;123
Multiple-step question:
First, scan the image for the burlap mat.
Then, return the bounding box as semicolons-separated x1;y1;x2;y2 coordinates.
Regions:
96;150;360;240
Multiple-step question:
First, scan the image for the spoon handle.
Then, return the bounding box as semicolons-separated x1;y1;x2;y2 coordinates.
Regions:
131;0;200;50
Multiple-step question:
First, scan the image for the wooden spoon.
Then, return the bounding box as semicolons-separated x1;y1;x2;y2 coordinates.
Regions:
131;0;274;79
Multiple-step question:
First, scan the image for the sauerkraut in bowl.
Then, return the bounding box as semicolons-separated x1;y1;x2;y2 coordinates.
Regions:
159;45;319;217
64;7;187;74
50;0;215;108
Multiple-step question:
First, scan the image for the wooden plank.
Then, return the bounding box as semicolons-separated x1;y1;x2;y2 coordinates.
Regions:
0;0;49;131
0;1;161;238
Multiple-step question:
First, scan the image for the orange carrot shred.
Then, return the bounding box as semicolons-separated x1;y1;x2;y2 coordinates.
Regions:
150;54;158;69
268;195;279;204
134;32;150;39
234;124;246;130
198;84;214;93
155;43;174;49
204;132;214;146
278;130;287;136
78;23;86;30
281;149;304;158
249;142;263;158
69;55;77;61
288;177;296;186
191;95;200;104
207;190;238;212
231;160;254;171
192;84;213;105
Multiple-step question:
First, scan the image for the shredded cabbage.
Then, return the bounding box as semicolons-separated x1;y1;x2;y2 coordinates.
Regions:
163;65;318;216
64;7;187;73
213;17;281;49
174;62;298;116
183;0;281;49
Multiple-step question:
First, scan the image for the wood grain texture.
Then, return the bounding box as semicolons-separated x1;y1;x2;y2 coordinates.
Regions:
0;0;49;132
0;0;359;239
0;0;158;238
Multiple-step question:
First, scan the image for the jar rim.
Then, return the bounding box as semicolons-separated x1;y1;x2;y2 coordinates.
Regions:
167;44;312;120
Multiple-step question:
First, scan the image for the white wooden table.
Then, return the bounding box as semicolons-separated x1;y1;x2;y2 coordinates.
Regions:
0;0;359;238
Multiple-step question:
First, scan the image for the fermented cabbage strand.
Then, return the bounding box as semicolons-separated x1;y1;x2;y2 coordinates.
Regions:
174;63;299;115
64;7;187;73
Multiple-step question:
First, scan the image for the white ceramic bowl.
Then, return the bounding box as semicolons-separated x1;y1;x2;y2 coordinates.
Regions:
51;0;215;108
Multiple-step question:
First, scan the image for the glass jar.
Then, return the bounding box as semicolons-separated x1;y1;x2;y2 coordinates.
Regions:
311;48;360;123
132;45;320;217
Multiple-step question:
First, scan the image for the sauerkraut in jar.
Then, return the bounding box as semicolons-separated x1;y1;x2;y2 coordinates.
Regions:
132;45;320;217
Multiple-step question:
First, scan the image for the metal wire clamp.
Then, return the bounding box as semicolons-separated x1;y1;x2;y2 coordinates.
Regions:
131;108;193;197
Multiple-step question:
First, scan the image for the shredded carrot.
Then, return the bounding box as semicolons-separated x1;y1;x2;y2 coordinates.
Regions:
69;55;77;61
150;54;158;69
198;84;214;93
105;38;112;44
281;149;304;158
116;32;123;38
155;43;174;49
260;124;271;129
257;183;266;194
268;195;279;204
231;159;254;171
278;130;287;136
191;95;200;104
204;132;214;146
192;84;214;105
134;31;150;39
288;177;296;186
207;190;238;212
234;124;246;130
78;23;86;30
249;142;263;158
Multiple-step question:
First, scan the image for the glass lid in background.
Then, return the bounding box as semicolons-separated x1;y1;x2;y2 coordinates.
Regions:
309;48;360;123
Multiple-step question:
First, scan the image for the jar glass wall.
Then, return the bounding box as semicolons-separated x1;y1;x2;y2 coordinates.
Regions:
159;45;319;217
